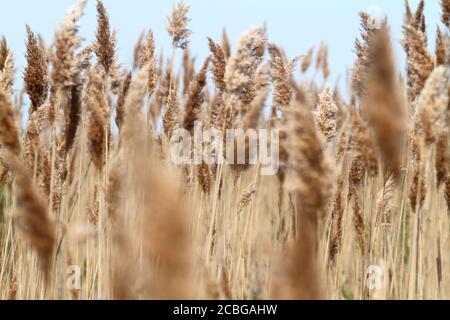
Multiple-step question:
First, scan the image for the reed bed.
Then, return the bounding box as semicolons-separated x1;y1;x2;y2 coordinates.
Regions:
0;0;449;300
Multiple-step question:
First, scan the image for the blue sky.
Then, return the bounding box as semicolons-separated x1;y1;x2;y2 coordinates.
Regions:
0;0;443;95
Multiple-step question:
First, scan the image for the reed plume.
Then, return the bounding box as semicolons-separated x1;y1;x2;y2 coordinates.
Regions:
50;0;86;89
167;2;192;50
95;0;115;73
183;58;209;132
85;66;109;171
364;25;406;178
414;66;449;145
0;90;21;156
141;30;158;95
208;37;227;91
115;72;132;130
316;86;338;142
402;1;434;103
24;25;49;112
0;53;14;96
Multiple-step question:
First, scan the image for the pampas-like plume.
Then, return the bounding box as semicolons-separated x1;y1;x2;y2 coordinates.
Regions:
414;66;449;145
141;30;158;95
167;2;192;50
301;47;314;73
316;42;330;80
224;27;266;113
442;0;450;28
95;0;115;73
436;132;448;187
316;86;338;142
0;90;21;156
5;154;55;281
208;37;227;91
183;58;209;132
329;174;344;262
0;53;14;96
351;12;384;98
50;0;86;88
275;103;333;299
115;72;132;130
364;26;406;178
24;25;49;112
435;28;447;66
85;66;109;171
402;3;434;103
349;107;379;177
0;36;9;71
376;175;395;222
163;88;180;138
269;44;298;110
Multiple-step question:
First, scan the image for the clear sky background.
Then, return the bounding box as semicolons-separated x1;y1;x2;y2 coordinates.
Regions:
0;0;444;96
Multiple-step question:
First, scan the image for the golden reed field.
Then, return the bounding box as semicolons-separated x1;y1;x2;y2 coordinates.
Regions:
0;0;449;300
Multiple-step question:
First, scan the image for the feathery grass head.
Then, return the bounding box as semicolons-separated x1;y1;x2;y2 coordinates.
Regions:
442;0;450;28
402;3;434;103
225;26;266;115
415;66;449;145
167;2;191;50
268;44;298;109
0;90;21;156
364;25;406;178
183;58;209;132
208;37;227;91
95;0;115;73
141;30;158;94
0;36;9;71
50;0;86;88
0;53;14;96
316;86;338;142
24;25;49;112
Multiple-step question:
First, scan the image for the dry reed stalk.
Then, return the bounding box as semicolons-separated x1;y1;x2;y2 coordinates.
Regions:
0;90;21;156
167;2;192;50
95;0;115;73
348;157;365;254
24;25;49;113
274;103;333;299
364;26;406;178
5;154;55;282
